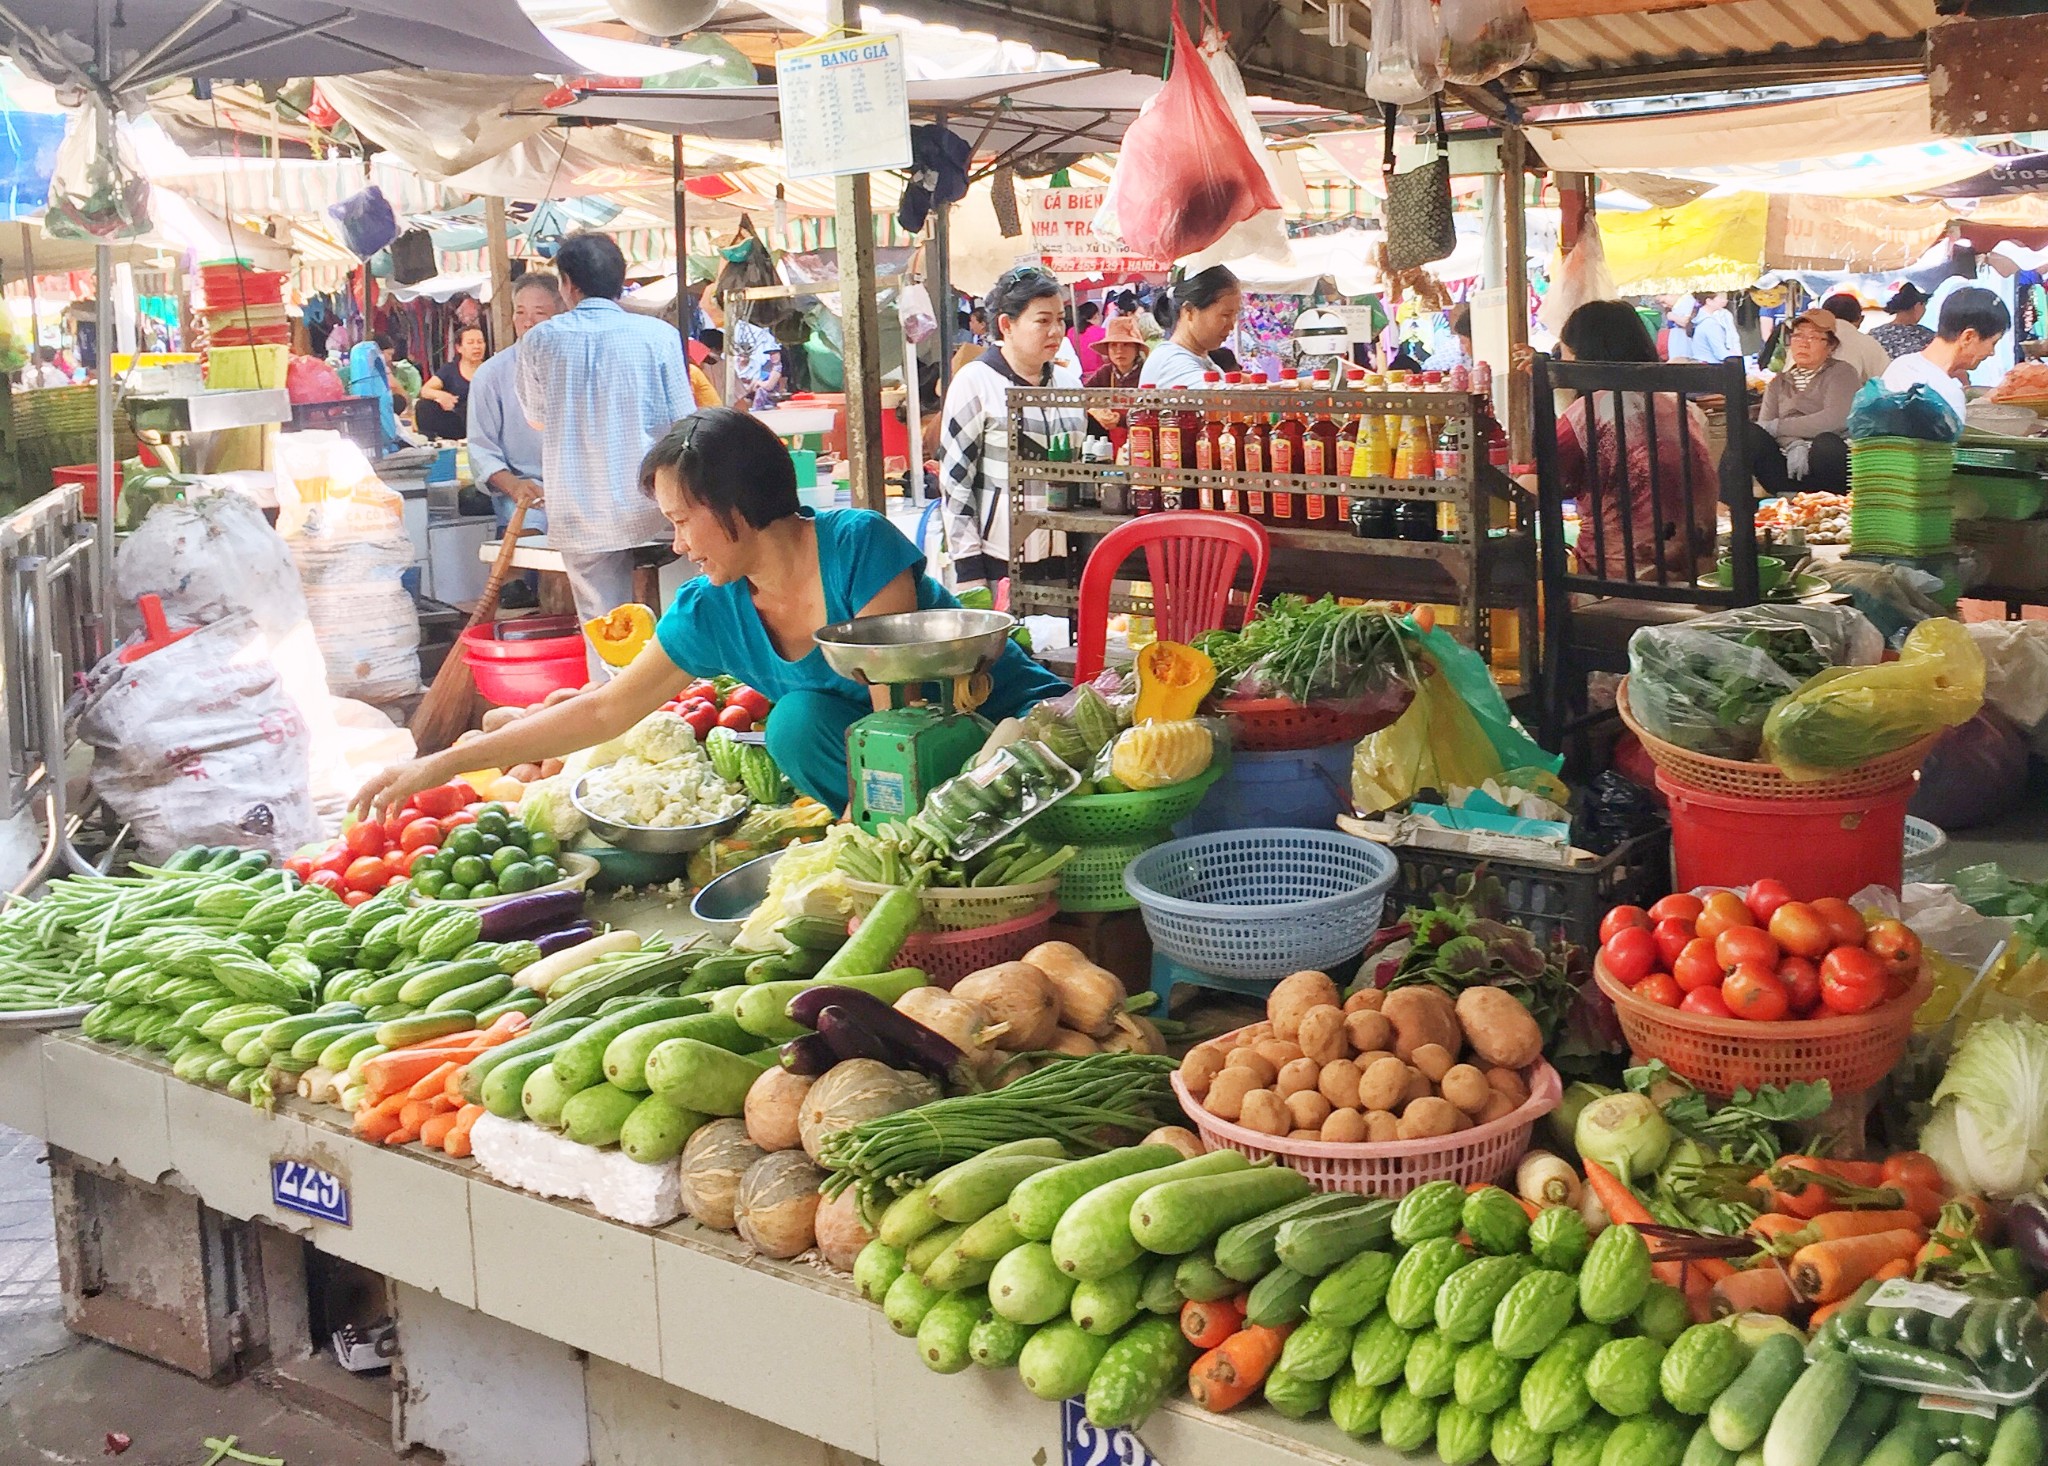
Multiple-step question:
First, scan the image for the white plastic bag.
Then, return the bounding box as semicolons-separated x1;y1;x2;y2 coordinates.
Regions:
1443;0;1537;83
1966;620;2048;753
1537;217;1616;335
1366;0;1445;106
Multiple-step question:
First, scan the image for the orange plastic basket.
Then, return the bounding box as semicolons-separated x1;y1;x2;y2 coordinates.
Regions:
1594;960;1928;1098
1616;677;1937;801
1174;1036;1562;1198
847;902;1056;989
1219;692;1412;752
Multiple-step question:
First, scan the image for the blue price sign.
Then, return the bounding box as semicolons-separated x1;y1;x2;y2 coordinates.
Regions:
271;1159;351;1226
1061;1398;1160;1466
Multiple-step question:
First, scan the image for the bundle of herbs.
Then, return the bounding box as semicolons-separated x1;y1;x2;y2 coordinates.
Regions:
1192;595;1416;708
1622;1060;1832;1234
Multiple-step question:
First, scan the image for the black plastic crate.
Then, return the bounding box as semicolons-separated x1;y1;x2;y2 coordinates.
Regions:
1386;825;1670;951
291;397;384;458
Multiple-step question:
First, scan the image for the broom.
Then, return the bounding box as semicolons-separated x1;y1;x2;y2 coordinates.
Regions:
410;500;530;754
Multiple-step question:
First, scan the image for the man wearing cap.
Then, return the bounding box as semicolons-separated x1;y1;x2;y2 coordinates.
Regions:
1747;308;1859;496
1818;293;1891;381
1871;284;1936;360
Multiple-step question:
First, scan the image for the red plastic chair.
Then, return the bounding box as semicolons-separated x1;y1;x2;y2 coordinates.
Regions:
1074;512;1271;682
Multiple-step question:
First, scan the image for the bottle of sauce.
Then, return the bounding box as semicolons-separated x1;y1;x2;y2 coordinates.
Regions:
1434;417;1467;538
1128;400;1158;471
1393;400;1432;479
1215;372;1244;514
1195;370;1223;476
1268;368;1304;528
1241;373;1269;521
1303;370;1338;529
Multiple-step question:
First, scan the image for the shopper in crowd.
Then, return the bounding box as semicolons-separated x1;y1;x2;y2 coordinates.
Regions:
937;265;1087;591
1881;286;2010;418
1548;300;1719;582
1817;293;1889;381
1069;301;1105;377
356;411;1065;817
687;338;721;408
415;325;488;441
1111;288;1163;344
1689;290;1743;365
468;273;561;534
1424;301;1473;372
967;306;990;345
1140;266;1244;389
517;231;695;674
22;346;68;388
1084;315;1149;448
1871;283;1936;359
347;332;406;454
1746;308;1858;497
1663;296;1696;362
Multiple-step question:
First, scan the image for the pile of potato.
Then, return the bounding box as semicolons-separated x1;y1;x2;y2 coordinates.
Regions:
1180;971;1545;1145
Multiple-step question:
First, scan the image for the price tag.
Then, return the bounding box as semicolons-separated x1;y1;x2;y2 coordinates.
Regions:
1868;1279;1970;1316
271;1159;351;1227
1061;1397;1161;1466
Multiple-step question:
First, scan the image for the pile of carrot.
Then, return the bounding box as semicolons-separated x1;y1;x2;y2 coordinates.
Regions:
352;1011;527;1158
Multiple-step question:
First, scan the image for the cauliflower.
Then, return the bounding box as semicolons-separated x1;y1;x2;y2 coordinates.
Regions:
579;749;745;829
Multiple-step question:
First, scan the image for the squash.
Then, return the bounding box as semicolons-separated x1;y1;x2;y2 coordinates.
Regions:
1021;942;1124;1038
583;602;656;667
677;1118;766;1231
743;1068;813;1152
813;1184;874;1270
893;989;1005;1066
952;964;1060;1052
734;1150;828;1259
1132;641;1216;724
797;1059;941;1162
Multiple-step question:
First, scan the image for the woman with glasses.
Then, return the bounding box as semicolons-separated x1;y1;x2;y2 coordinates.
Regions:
354;409;1068;818
937;267;1087;592
1744;308;1858;497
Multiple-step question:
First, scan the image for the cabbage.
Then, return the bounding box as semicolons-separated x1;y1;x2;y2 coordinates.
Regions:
1921;1016;2048;1197
733;825;857;952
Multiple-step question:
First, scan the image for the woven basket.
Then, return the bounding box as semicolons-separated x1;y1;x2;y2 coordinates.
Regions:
1617;678;1937;802
848;902;1057;988
844;878;1059;933
1029;765;1221;843
1219;693;1412;752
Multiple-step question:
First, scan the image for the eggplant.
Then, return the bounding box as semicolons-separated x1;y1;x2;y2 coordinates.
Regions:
816;1005;902;1067
2007;1193;2048;1279
780;1032;838;1076
477;889;586;941
531;922;596;956
792;987;963;1082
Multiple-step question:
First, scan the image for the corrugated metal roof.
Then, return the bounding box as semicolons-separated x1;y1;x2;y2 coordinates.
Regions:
1531;0;1933;79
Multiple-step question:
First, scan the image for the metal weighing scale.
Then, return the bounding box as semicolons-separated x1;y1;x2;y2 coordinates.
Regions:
813;608;1016;834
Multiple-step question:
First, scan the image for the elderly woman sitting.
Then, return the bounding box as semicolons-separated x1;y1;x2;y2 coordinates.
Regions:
1745;308;1860;497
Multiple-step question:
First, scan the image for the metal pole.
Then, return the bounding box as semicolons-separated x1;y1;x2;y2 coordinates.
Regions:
672;137;690;350
1501;125;1533;465
931;111;954;391
485;197;513;350
830;0;885;511
92;82;114;615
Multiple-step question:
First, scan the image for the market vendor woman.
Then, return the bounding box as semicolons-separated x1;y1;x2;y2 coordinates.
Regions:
356;409;1068;817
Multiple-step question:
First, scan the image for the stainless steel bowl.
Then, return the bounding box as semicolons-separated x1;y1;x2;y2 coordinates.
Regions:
570;777;749;854
813;608;1016;685
690;849;784;940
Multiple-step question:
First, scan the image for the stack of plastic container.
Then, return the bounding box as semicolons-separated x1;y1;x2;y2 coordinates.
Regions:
1846;436;1956;557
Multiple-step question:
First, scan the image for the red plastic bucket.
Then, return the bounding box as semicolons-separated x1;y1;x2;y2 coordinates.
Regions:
1656;770;1912;900
459;619;587;706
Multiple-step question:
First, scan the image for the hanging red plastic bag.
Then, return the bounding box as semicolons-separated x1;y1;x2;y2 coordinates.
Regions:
1098;3;1281;263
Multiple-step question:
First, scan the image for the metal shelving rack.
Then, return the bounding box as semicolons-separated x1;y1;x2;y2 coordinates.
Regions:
1005;384;1538;678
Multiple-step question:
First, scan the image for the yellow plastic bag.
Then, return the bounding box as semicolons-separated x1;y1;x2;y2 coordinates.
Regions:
1352;658;1509;813
1763;616;1985;781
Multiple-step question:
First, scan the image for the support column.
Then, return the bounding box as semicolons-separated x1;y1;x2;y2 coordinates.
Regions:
1501;126;1533;465
671;139;690;348
830;0;885;511
485;197;513;350
931;111;954;390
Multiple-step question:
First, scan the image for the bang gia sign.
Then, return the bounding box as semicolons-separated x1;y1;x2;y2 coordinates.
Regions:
1030;187;1168;279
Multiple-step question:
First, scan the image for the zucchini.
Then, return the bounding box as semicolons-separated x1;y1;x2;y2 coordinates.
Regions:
426;973;514;1015
1276;1198;1396;1276
1008;1145;1184;1242
461;1017;593;1105
600;1012;759;1093
374;1011;475;1049
1049;1150;1247;1281
643;1040;777;1117
1213;1190;1367;1281
1245;1265;1315;1328
1760;1351;1857;1466
1127;1165;1314;1256
1709;1334;1806;1452
924;1143;1067;1224
550;998;710;1092
560;1083;643;1147
484;1043;575;1118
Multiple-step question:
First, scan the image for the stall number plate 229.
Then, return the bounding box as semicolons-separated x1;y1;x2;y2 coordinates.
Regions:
1061;1398;1160;1466
271;1160;351;1226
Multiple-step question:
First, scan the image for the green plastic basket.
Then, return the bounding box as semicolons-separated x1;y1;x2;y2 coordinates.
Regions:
1029;765;1223;843
1056;840;1151;912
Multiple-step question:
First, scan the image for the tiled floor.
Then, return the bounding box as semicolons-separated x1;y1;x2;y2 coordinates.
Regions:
0;1126;57;1326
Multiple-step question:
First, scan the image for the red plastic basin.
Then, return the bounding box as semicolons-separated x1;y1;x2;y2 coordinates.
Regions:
1656;770;1912;901
459;619;587;706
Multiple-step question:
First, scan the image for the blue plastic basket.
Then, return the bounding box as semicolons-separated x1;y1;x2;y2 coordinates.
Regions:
1122;827;1399;981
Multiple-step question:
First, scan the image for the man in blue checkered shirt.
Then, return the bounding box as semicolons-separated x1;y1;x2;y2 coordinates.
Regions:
518;232;694;674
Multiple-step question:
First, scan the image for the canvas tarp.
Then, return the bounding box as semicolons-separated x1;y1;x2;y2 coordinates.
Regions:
1600;192;1957;293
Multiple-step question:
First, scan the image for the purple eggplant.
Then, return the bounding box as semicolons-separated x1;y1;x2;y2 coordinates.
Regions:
532;922;597;956
816;1006;903;1067
783;975;924;1032
2009;1190;2048;1277
780;1033;838;1076
795;987;963;1082
477;889;586;941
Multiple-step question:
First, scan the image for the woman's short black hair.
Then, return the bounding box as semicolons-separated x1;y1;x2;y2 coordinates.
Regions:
555;231;627;301
1820;293;1864;325
373;332;398;354
1077;302;1100;327
1157;265;1240;329
457;323;487;343
1937;286;2012;342
638;407;800;534
1559;300;1660;364
985;266;1063;333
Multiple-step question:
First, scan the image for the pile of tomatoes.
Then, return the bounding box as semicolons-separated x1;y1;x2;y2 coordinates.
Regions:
1597;882;1925;1022
284;781;483;905
660;679;770;741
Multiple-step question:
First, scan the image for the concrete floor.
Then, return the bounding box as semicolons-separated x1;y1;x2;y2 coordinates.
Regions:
0;1127;409;1466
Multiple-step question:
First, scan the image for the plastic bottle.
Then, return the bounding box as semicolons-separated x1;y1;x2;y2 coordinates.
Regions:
1195;370;1223;477
1268;368;1304;527
1433;417;1466;538
1303;370;1339;529
1216;372;1244;514
1127;399;1158;471
1241;372;1270;521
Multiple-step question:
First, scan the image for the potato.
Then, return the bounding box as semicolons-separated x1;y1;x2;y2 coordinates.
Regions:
480;705;521;732
538;757;565;778
1276;1057;1321;1097
1449;1107;1473;1133
1239;1022;1276;1044
1475;1091;1519;1125
1297;1005;1347;1066
1364;1110;1402;1143
1381;986;1462;1065
1267;970;1342;1041
1181;1046;1226;1100
1224;1050;1279;1088
1486;1066;1530;1108
1440;1064;1492;1116
1409;1043;1455;1083
1240;1089;1289;1136
1397;1097;1461;1140
1401;1066;1434;1106
1318;1059;1362;1110
1343;988;1386;1013
1321;1108;1369;1143
1285;1090;1333;1131
1455;986;1544;1070
1358;1056;1409;1112
1205;1067;1260;1120
1142;1125;1205;1159
1354;1049;1398;1073
1344;1009;1394;1054
1255;1039;1306;1069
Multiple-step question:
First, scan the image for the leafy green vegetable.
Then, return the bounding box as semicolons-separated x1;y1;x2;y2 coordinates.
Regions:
1921;1015;2048;1198
1623;1061;1832;1168
1192;596;1415;706
1626;620;1828;760
1952;862;2048;962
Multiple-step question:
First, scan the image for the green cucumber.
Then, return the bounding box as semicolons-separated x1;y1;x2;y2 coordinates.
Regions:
619;1094;704;1165
1214;1190;1368;1281
1986;1406;2046;1466
560;1083;643;1147
1246;1265;1315;1328
1174;1249;1238;1303
1049;1150;1247;1280
483;1042;575;1118
643;1039;778;1117
1814;1388;1897;1466
460;1017;593;1105
476;991;544;1025
731;968;926;1042
259;1008;361;1052
550;998;710;1092
1760;1351;1857;1466
532;956;701;1025
1709;1334;1806;1452
427;974;514;1015
374;1011;476;1048
1008;1145;1184;1241
1128;1164;1313;1255
601;1012;759;1093
1275;1197;1396;1276
396;958;503;1008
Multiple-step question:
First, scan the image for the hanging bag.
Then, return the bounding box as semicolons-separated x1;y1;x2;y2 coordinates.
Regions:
1382;100;1457;273
1443;0;1538;84
1366;0;1445;105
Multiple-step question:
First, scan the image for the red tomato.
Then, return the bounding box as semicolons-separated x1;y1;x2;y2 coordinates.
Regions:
1600;927;1658;986
314;845;354;879
1715;925;1781;973
1652;917;1696;971
1635;972;1684;1008
393;845;437;876
1673;937;1724;994
1810;897;1867;949
716;704;754;731
342;888;376;907
1723;961;1790;1021
342;855;391;894
1599;906;1654;945
1864;919;1923;984
680;703;718;740
1648;893;1706;925
1679;985;1733;1018
725;685;770;721
414;783;474;818
398;817;442;853
284;855;313;880
308;869;345;893
1819;945;1888;1014
1744;878;1795;926
680;679;718;705
1696;891;1756;941
1767;901;1834;960
1777;956;1822;1015
439;809;476;829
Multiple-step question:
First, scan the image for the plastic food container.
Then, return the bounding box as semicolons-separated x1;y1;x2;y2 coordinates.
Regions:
1658;770;1913;901
932;740;1081;861
460;618;587;706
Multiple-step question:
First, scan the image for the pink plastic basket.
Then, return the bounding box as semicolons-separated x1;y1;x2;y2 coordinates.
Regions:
848;902;1057;989
1175;1037;1563;1198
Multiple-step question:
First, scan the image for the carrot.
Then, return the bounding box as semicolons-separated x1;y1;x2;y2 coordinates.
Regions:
383;1126;418;1146
1808;1291;1862;1331
406;1061;461;1103
398;1097;444;1135
361;1049;462;1104
1882;1152;1945;1193
1710;1264;1795;1319
354;1107;402;1142
444;1104;484;1159
1584;1159;1736;1284
1788;1228;1925;1303
445;1065;470;1101
1187;1323;1293;1412
1917;1235;1956;1272
419;1111;460;1150
1747;1214;1809;1245
1801;1210;1925;1243
1780;1155;1887;1188
1890;1182;1946;1227
1181;1297;1246;1349
1872;1257;1912;1282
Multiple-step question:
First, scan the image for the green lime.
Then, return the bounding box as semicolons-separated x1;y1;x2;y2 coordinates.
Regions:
488;845;525;875
450;855;488;887
476;831;504;856
505;822;532;849
473;810;510;839
429;848;459;874
496;862;540;894
439;884;470;901
445;826;484;858
526;830;560;858
477;802;509;821
529;856;560;885
411;869;449;897
467;882;499;901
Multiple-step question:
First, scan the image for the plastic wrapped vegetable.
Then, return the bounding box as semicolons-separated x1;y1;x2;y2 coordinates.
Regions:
1763;614;1985;779
1109;721;1215;790
1443;0;1536;82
